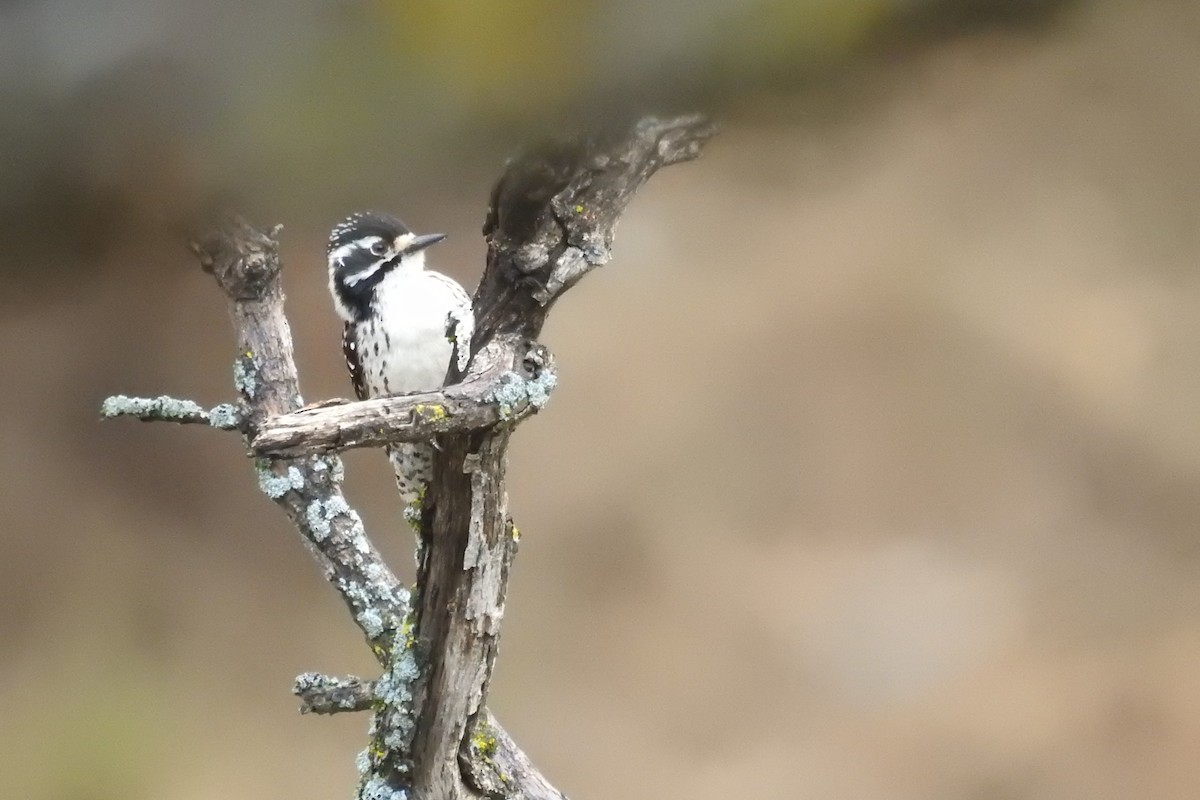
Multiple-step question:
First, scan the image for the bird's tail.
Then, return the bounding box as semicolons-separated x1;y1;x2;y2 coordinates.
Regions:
386;442;433;528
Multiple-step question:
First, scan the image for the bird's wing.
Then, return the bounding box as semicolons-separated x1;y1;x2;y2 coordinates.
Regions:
434;274;475;373
343;322;369;400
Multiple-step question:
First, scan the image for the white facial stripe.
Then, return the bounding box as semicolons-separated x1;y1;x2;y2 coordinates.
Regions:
330;235;426;293
330;236;390;268
343;260;387;286
329;242;357;266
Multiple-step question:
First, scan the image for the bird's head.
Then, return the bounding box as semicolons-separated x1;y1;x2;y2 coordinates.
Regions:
327;211;446;321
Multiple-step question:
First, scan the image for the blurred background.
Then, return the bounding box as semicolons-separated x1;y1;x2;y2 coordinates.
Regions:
3;0;1199;798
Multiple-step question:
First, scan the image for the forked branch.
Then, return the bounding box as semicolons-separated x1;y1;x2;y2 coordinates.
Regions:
101;114;715;800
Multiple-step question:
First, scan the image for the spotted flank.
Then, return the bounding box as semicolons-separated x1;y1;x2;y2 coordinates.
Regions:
342;324;368;400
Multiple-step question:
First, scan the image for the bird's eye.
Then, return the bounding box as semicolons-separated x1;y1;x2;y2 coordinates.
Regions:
369;240;388;256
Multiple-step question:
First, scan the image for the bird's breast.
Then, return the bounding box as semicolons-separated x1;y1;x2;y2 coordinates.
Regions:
356;272;459;396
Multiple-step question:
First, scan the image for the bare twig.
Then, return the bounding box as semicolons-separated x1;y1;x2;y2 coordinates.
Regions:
100;394;211;425
473;113;718;345
294;673;375;715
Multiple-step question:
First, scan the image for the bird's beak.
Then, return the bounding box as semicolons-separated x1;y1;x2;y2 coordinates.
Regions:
397;232;446;256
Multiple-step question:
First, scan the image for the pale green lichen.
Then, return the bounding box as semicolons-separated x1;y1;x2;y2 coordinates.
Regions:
100;394;207;421
334;576;405;641
207;403;243;430
233;354;258;399
357;607;385;639
293;672;364;711
304;501;326;538
488;373;524;418
373;621;421;752
362;562;406;600
486;370;558;419
293;671;322;695
358;776;407;800
305;495;354;541
525;369;557;409
402;485;426;530
98;395;127;417
256;462;304;498
309;455;345;484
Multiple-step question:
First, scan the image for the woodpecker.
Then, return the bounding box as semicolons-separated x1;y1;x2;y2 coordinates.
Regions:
326;211;474;516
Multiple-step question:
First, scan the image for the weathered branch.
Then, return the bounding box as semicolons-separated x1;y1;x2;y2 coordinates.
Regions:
409;114;716;799
252;343;556;458
100;114;715;800
294;673;375;715
190;220;412;660
463;711;566;800
192;220;447;798
473;113;717;345
103;217;565;800
291;676;566;800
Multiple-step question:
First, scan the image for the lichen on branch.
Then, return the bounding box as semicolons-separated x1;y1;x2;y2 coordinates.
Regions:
100;114;715;800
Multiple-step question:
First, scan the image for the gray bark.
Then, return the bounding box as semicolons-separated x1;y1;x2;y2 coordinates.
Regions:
101;114;716;800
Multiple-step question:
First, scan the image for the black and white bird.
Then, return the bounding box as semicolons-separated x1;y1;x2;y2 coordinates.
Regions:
326;211;474;514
